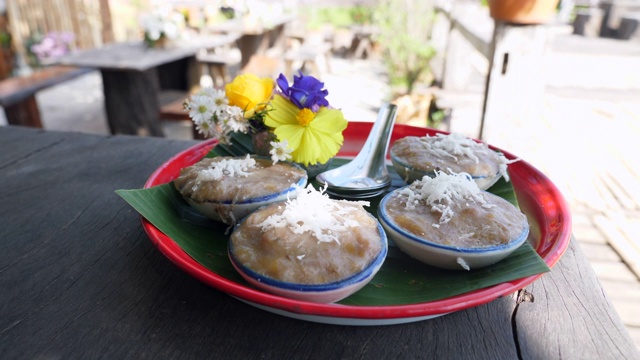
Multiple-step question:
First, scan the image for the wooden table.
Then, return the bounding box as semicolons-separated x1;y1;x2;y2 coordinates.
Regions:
56;35;238;137
207;15;293;76
1;126;638;359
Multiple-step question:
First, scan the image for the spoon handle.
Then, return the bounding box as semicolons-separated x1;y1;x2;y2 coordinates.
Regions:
354;103;397;178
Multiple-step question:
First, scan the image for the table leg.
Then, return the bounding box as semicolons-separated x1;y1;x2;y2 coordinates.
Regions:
236;34;268;71
101;68;164;137
3;95;43;128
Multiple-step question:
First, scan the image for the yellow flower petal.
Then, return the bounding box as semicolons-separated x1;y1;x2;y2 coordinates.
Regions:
273;124;304;149
310;107;348;135
225;74;274;118
265;95;299;127
265;94;347;166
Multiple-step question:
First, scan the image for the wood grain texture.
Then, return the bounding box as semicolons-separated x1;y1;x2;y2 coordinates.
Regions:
101;68;164;136
0;66;92;107
0;127;638;359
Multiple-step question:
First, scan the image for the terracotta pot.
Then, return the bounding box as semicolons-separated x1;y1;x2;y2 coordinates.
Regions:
488;0;559;24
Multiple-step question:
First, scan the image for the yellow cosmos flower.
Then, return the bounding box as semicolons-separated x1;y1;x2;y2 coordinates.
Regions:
225;74;275;119
265;94;347;166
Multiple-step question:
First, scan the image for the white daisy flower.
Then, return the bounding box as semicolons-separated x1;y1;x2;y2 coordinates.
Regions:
187;95;215;124
194;120;217;138
211;89;228;107
222;106;249;133
269;140;293;164
216;130;232;145
197;87;217;98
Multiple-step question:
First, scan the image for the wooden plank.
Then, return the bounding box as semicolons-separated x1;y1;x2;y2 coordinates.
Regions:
435;4;494;58
516;240;639;359
480;21;551;140
99;0;114;44
0;65;92;107
595;214;640;280
0;127;638;359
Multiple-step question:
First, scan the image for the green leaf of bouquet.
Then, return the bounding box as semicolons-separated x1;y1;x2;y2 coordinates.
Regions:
207;132;254;158
116;159;549;306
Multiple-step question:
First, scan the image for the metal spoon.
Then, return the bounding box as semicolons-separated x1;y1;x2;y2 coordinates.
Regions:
316;103;398;199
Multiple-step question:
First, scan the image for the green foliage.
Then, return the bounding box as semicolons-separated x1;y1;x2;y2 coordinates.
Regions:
373;0;437;94
301;5;372;30
349;5;374;25
0;31;11;49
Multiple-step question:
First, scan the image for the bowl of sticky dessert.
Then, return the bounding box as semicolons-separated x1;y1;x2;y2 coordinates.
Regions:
377;171;529;271
173;155;307;225
390;133;517;189
228;185;388;303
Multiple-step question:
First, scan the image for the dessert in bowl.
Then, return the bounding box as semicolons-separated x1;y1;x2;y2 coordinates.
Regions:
173;155;307;225
390;133;517;189
378;171;529;270
228;185;388;303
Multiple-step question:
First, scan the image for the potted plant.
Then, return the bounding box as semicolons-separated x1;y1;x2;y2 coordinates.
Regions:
487;0;560;24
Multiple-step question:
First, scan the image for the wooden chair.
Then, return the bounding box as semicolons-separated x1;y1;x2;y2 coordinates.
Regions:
0;66;92;128
284;31;333;77
196;46;242;87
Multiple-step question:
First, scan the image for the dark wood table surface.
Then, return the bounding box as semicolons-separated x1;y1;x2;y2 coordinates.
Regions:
1;126;638;359
56;35;238;137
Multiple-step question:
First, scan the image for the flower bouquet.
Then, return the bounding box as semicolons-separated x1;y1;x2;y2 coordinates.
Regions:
183;72;348;174
28;31;74;66
141;7;186;48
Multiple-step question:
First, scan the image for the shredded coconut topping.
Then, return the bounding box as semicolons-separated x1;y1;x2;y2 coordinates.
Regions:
195;154;256;182
456;257;471;271
428;133;484;163
497;154;519;182
424;133;520;182
399;170;495;225
257;185;370;244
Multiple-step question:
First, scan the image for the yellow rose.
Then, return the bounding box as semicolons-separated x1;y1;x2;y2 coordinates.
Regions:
225;74;275;119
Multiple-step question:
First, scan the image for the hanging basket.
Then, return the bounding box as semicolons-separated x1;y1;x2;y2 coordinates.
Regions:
488;0;560;25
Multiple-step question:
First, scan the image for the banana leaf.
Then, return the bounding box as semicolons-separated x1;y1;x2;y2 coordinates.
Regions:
116;148;548;306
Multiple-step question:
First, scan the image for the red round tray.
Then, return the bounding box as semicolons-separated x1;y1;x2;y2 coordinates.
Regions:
142;123;572;324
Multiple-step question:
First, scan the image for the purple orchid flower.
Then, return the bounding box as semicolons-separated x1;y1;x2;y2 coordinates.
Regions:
276;72;329;111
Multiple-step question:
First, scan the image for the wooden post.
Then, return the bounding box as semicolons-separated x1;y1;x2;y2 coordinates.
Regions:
479;21;553;140
99;0;114;44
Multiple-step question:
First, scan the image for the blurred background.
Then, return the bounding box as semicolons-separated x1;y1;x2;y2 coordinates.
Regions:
0;0;638;349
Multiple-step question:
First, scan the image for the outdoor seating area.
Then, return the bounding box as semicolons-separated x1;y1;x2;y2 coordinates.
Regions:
1;0;640;358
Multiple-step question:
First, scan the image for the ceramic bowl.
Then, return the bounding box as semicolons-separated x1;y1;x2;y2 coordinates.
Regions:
228;214;388;303
377;189;529;270
179;159;308;225
184;177;307;225
390;152;502;190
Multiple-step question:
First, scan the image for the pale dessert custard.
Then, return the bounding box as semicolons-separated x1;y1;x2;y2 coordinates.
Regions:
390;133;517;189
383;171;528;248
174;155;307;224
230;186;384;285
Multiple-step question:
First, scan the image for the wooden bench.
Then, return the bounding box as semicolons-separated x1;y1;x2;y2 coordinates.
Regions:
158;89;205;140
196;48;242;87
0;65;92;128
284;42;332;77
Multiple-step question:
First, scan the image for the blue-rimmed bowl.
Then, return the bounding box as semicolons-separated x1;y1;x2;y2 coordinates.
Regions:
390;151;502;190
178;158;308;225
377;189;529;270
228;213;388;303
